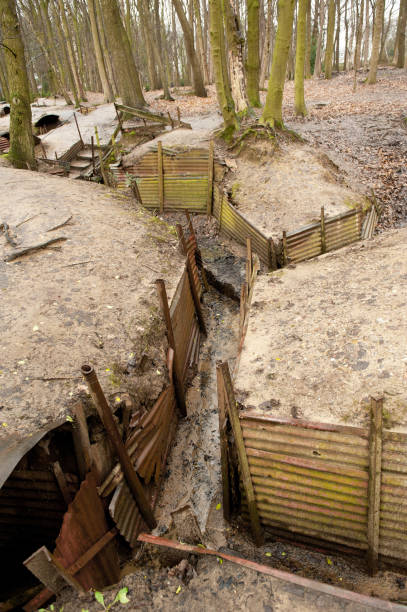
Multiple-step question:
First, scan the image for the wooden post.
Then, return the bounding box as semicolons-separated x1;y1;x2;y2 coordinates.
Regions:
239;283;247;337
367;396;383;576
177;106;181;126
216;363;231;521
218;362;263;546
114;103;123;132
185;212;209;290
167;112;174;128
52;462;72;505
269;238;277;271
81;365;157;529
186;257;207;335
282;231;288;266
246;238;253;289
321;207;326;254
158;141;164;213
91;136;95;172
155;279;187;417
73;112;84;146
176;223;187;255
207;140;214;216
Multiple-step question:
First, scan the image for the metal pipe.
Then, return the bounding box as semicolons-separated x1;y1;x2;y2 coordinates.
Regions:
81;364;156;529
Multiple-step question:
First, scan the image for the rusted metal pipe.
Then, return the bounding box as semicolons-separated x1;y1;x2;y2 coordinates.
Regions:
81;364;156;529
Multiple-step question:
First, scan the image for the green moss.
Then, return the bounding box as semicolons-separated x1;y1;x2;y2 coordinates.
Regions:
231;182;241;199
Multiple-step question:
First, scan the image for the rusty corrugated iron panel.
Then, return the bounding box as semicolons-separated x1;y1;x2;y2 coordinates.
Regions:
59;140;83;162
213;190;270;267
54;472;120;590
239;413;369;551
379;430;407;561
109;481;144;548
0;136;9;153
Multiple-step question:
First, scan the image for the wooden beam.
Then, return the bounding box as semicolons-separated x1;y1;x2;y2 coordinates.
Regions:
216;365;231;521
367;396;383;576
71;402;92;480
158;141;164;213
52;461;72;505
218;362;263;545
155;279;187;417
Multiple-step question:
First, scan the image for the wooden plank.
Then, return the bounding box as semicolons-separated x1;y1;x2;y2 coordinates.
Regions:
207;140;214;215
367;397;383;575
321;207;326;253
218;362;263;545
216;365;231;521
155;279;187;417
158;141;164;213
52;462;72;505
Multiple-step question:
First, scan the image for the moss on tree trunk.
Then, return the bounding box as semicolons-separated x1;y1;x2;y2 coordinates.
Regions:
295;0;307;116
246;0;260;106
0;0;36;169
367;0;384;84
260;0;295;128
324;0;335;79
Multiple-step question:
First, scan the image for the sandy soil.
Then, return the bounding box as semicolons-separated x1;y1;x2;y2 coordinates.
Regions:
0;166;184;440
223;139;364;241
235;227;407;429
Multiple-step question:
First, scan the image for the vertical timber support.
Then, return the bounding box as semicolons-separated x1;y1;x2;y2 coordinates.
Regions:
158;141;164;213
268;238;277;271
74;112;84;146
282;231;288;266
367;396;383;576
321;206;326;254
207;140;214;216
81;364;156;529
216;363;231;521
218;362;263;546
186;257;207;335
246;238;253;292
155;279;187;417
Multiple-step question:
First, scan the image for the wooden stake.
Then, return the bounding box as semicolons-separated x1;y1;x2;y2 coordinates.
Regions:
167;112;174;128
367;396;383;576
218;362;263;545
52;462;72;505
114;103;123;131
321;207;326;254
269;238;277;270
155;279;187;416
73;112;84;146
158;141;164;213
282;231;288;266
176;223;187;255
177;106;181;126
207;140;214;216
246;238;253;290
216;363;231;521
186;257;207;335
91;136;95;172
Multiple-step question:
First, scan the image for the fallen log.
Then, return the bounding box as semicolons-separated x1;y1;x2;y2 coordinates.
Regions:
4;236;67;262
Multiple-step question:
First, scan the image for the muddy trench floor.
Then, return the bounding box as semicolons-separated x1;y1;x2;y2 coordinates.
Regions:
54;237;407;610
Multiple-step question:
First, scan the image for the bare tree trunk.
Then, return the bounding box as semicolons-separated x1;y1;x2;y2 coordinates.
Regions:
304;0;312;77
396;0;407;67
324;0;335;78
344;0;349;69
100;0;146;106
194;0;210;82
362;0;370;66
352;0;364;91
295;0;307;115
209;0;238;137
246;0;261;105
261;0;295;127
313;0;325;77
367;0;384;83
223;0;249;111
88;0;114;101
0;0;36;168
172;0;207;95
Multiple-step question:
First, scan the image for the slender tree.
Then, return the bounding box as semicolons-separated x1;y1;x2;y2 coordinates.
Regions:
313;0;325;77
367;0;385;83
99;0;146;107
209;0;238;137
260;0;295;127
304;0;312;77
223;0;249;112
88;0;114;102
0;0;36;168
324;0;335;78
246;0;260;105
396;0;407;68
295;0;307;115
172;0;207;96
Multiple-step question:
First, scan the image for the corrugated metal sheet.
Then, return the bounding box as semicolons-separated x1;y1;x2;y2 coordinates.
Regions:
361;205;379;240
380;430;407;561
109;481;144;548
54;472;120;590
59;140;83;162
0;136;9;153
213;186;271;268
286;222;322;263
239;412;369;551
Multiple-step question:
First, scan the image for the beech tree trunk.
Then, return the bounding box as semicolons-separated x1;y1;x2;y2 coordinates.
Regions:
295;0;307;115
172;0;207;96
0;0;36;168
313;0;325;77
324;0;335;78
99;0;146;107
246;0;260;106
223;0;249;112
209;0;238;138
353;0;364;91
261;0;295;127
88;0;114;102
367;0;385;83
304;0;312;77
396;0;407;68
